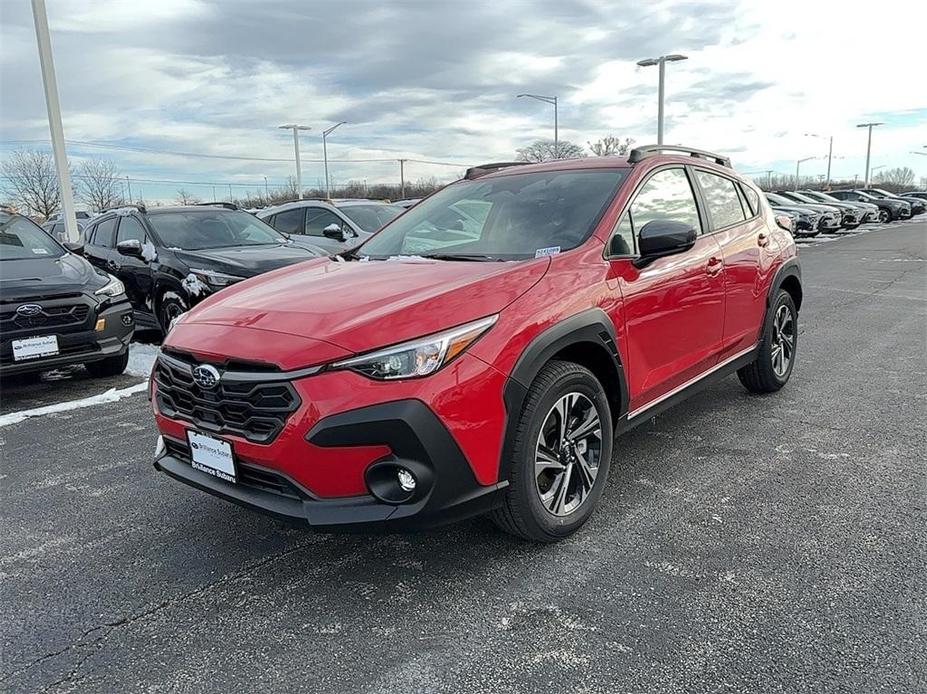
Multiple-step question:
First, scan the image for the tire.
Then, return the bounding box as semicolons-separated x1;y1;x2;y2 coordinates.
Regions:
738;289;797;394
878;208;891;224
85;350;129;378
492;360;613;542
158;293;188;335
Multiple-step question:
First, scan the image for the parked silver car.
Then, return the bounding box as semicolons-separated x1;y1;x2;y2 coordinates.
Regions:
257;199;405;254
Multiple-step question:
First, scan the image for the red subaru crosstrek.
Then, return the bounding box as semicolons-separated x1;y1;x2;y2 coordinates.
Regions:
151;145;801;542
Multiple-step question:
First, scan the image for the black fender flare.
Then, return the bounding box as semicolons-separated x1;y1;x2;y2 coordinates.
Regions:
497;308;627;481
761;257;802;334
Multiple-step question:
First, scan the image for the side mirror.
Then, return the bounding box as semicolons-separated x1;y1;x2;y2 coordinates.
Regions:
634;219;697;267
63;241;84;255
774;214;794;233
116;239;143;258
322;223;347;242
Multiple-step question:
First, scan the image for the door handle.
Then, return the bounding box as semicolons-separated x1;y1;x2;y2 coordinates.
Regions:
706;256;723;275
757;233;769;247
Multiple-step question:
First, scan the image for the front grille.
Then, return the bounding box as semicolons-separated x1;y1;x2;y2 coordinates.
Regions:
154;355;300;444
163;437;304;499
0;302;91;334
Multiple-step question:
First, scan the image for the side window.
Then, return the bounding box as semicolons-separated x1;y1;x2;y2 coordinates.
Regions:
629;168;702;234
306;208;344;237
695;170;747;229
91;217;117;248
116;216;147;244
270;208;305;235
741;184;760;216
609;212;635;256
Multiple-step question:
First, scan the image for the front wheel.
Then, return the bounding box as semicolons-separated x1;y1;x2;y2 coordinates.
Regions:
738;289;797;394
878;208;891;224
158;293;188;335
85;350;129;378
492;360;613;542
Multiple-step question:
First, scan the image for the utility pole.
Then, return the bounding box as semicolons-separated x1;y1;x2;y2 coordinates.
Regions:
637;54;688;145
278;124;311;199
125;176;132;203
765;170;774;189
856;122;883;186
31;0;79;240
264;176;269;197
228;184;233;202
399;159;407;199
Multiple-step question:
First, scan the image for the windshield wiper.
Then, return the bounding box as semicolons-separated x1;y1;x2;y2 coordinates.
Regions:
420;253;498;262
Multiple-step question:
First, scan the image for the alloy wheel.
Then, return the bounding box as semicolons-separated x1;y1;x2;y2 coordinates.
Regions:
534;392;602;517
770;304;795;378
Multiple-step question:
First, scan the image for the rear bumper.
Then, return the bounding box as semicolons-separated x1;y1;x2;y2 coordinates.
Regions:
155;399;508;530
0;300;134;375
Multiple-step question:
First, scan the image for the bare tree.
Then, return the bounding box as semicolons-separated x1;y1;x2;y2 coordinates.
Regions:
588;136;635;157
1;149;64;218
175;188;201;205
874;167;915;189
77;158;123;212
516;139;586;163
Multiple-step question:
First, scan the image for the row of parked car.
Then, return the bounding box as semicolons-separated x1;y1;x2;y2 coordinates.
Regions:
765;187;925;237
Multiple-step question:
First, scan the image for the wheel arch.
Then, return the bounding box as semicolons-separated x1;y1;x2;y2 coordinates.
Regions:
498;308;627;482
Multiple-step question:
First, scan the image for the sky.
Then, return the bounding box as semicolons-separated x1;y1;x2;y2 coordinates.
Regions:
1;0;925;204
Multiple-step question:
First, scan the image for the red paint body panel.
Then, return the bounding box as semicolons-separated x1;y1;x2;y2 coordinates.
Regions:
153;153;798;513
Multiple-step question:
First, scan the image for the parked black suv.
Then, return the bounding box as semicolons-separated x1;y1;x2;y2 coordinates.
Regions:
858;188;924;216
78;205;323;333
0;210;134;376
827;190;910;222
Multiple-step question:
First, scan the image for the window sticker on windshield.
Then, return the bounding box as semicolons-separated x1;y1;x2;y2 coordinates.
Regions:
535;246;560;258
31;248;50;255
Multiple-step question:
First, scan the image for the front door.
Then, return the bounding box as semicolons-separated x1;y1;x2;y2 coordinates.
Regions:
113;215;154;318
605;166;726;415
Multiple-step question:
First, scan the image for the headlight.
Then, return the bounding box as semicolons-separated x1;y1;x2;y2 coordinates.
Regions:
332;315;497;380
94;273;125;297
189;268;247;288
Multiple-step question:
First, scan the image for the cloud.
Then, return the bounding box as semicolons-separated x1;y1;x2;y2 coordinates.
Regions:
1;0;924;201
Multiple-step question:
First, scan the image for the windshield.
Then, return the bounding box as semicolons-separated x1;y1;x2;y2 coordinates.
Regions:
359;169;627;260
147;210;287;250
338;203;404;233
868;188;893;197
765;193;792;206
0;214;65;260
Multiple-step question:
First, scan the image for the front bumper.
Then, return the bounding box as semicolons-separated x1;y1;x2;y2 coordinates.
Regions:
154;398;508;530
0;299;134;375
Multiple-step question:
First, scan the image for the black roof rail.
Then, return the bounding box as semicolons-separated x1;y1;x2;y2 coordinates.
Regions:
628;145;731;168
103;203;147;215
465;162;525;179
195;201;240;210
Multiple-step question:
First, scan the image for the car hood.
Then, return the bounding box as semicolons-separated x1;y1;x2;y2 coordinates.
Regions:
172;244;318;277
0;252;105;301
177;256;549;360
772;204;815;215
787;202;840;214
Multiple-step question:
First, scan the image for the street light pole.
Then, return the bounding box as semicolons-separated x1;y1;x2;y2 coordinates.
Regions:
795;157;816;191
856;122;883;187
805;133;834;188
637;54;688;145
516;94;558;157
30;0;79;241
322;122;346;199
278;124;311;199
399;159;407;199
870;165;885;183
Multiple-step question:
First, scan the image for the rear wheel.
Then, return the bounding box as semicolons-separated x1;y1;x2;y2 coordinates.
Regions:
738;289;797;394
878;208;891;224
492;360;613;542
85;350;129;378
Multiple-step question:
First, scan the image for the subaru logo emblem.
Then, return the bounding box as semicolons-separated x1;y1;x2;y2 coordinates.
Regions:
16;304;42;317
192;364;221;389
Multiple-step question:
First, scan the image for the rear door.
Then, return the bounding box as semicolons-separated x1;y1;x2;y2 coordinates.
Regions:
605;166;726;414
82;216;118;273
113;215;154;316
691;168;776;357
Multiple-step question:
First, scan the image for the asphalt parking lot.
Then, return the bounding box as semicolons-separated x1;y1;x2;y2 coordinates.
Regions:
1;220;924;693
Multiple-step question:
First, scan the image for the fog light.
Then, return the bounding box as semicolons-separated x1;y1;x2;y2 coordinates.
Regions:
95;318;106;331
397;468;416;492
154;435;165;458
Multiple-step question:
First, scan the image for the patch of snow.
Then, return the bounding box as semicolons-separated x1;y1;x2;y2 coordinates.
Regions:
113;207;136;217
141;241;158;262
126;342;160;378
162;290;183;304
385;255;431;262
0;382;148;428
181;273;208;297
